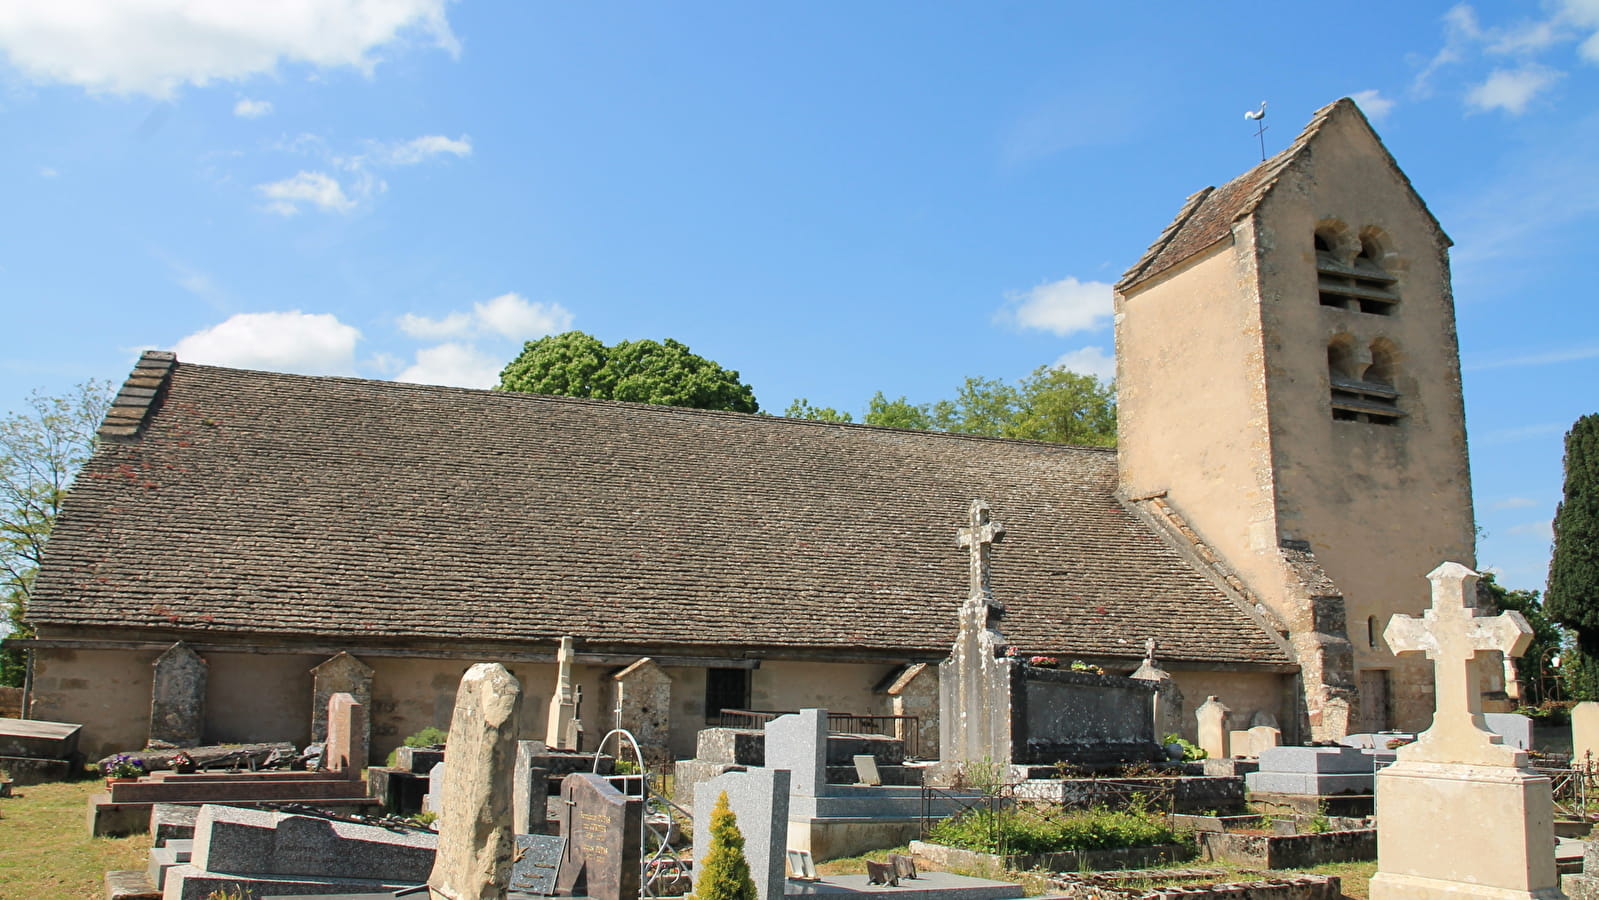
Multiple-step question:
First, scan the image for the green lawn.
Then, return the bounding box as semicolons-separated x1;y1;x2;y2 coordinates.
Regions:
0;779;149;900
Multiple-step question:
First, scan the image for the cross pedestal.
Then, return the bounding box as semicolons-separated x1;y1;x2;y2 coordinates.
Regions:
1369;563;1561;900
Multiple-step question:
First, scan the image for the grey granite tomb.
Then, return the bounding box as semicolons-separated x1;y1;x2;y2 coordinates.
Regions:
694;767;791;900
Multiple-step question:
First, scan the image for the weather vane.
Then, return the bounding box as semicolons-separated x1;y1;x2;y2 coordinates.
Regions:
1244;101;1268;162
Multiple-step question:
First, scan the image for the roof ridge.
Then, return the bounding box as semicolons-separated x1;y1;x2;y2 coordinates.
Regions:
171;358;1120;454
99;351;176;441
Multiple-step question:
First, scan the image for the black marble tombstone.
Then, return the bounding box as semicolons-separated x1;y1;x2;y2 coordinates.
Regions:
553;773;643;900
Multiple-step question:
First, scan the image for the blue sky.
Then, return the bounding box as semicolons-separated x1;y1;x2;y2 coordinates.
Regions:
1;2;1595;594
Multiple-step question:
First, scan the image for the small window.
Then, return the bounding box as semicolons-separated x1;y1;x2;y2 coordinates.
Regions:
705;668;751;724
1367;615;1380;648
1330;338;1404;425
1315;226;1398;315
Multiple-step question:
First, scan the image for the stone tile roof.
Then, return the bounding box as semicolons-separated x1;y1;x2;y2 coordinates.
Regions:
1116;98;1445;292
29;358;1291;667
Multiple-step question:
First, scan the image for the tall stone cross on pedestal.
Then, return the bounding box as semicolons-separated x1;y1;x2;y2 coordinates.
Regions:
1385;561;1534;766
956;499;1007;630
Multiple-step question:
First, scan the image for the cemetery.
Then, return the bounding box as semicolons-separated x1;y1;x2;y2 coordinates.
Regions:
8;545;1596;900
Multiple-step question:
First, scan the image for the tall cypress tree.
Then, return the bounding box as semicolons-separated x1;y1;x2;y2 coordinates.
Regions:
1547;414;1599;661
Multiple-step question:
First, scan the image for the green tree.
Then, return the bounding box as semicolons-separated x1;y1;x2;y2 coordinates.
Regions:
692;791;757;900
1477;572;1561;705
851;366;1117;445
1546;415;1599;650
498;331;759;413
2;381;114;686
864;392;937;431
784;399;852;423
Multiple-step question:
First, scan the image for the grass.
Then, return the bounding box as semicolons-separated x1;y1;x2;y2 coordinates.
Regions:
0;778;148;900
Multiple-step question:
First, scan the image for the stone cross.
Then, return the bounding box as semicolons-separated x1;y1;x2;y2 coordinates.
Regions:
1144;638;1157;664
545;636;578;749
1384;562;1533;766
955;499;1005;601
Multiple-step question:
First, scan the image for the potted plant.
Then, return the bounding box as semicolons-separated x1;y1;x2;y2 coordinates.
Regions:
104;753;145;788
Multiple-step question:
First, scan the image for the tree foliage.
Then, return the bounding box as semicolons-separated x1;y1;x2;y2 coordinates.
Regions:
1548;414;1599;650
1477;571;1562;705
2;381;114;686
498;331;759;413
788;365;1116;446
692;791;757;900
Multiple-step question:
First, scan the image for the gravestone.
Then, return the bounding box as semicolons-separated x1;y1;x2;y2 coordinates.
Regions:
428;663;523;900
1247;725;1282;755
1484;712;1535;751
510;833;566;897
1196;696;1231;760
766;709;827;796
150;642;207;748
612;658;672;762
546;636;581;750
325;692;369;778
1246;746;1374;795
938;500;1015;772
310;652;374;745
1130;638;1185;739
423;761;447;815
1574;702;1599;767
1368;562;1554;900
513;740;550;835
884;662;940;759
555;773;643;900
853;755;882;786
694;768;790;900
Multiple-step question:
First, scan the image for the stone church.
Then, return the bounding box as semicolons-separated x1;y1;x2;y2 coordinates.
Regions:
14;98;1475;762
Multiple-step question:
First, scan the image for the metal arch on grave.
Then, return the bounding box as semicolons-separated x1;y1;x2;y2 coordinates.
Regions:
591;727;694;900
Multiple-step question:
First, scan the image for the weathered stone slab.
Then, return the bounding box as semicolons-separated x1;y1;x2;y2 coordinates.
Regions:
512;741;549;835
325;693;368;778
427;662;523;900
1257;746;1373;774
694;767;790;900
368;767;429;815
1196;697;1230;760
766;709;827;796
1484;712;1534;751
0;716;82;758
0;754;73;784
158;864;411;900
1245;771;1373;796
149;643;207;748
395;746;445;774
151;803;200;847
192;805;436;881
1010;667;1161;765
555;773;644;900
104;869;160;900
310;652;374;745
111;776;369;804
509;833;564;897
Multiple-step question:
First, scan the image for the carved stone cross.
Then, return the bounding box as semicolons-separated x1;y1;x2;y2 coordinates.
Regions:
1144;638;1157;664
956;499;1006;600
1384;562;1533;765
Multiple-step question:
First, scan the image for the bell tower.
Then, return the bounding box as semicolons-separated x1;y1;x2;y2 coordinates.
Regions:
1114;98;1475;737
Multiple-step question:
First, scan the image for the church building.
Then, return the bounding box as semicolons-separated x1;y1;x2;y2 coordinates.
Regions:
14;98;1476;762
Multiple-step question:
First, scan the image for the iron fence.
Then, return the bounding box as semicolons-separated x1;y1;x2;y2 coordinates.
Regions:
705;709;924;758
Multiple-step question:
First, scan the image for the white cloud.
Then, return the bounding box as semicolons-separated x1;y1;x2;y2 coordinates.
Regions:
1000;276;1114;337
0;1;458;98
234;98;273;118
398;293;573;342
474;293;572;340
1051;346;1117;382
1350;89;1396;121
1492;496;1542;510
381;134;472;165
398;310;475;339
173;311;361;376
396;342;503;388
258;171;355;216
1507;520;1555;540
1467;65;1563;114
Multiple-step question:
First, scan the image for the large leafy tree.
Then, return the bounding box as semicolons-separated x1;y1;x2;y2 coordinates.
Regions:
2;381;114;686
498;331;759;413
1547;415;1599;671
1477;572;1562;705
789;364;1117;446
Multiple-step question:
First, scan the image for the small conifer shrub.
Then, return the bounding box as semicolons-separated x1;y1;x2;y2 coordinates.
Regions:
693;791;758;900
